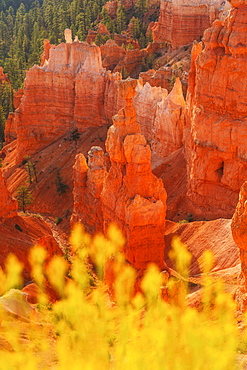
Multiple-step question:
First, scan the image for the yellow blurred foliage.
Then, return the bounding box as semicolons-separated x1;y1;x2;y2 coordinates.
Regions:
0;223;245;369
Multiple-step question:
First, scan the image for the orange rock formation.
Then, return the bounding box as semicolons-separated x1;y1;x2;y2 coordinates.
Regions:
72;78;167;270
5;34;121;161
185;2;247;219
71;147;107;234
101;39;148;78
152;0;230;49
0;169;17;219
232;182;247;290
0;67;10;84
134;78;185;158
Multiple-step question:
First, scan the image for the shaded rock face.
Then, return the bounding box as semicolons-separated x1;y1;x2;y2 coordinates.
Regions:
139;67;172;91
72;79;167;270
185;4;247;219
152;0;230;49
6;40;120;161
100;39;148;78
71;147;107;234
232;182;247;290
134;78;185;158
0;67;10;84
0;169;17;219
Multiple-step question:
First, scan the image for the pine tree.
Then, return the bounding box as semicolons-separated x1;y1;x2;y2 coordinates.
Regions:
16;185;33;213
116;4;126;34
0;105;5;146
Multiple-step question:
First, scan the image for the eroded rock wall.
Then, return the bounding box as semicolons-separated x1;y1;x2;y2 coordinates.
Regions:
185;3;247;218
0;169;17;219
72;79;167;270
152;0;230;49
6;40;120;161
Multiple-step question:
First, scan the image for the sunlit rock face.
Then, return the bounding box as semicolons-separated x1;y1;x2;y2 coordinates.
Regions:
152;0;231;49
72;79;167;270
185;3;247;219
0;169;17;219
232;181;247;307
6;33;120;161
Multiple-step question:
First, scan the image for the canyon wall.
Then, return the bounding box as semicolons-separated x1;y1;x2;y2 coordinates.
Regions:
6;38;120;161
185;3;247;219
72;79;167;270
0;169;17;219
152;0;231;49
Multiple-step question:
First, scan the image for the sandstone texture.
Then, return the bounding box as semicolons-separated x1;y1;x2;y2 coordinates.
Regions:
0;215;62;282
152;0;230;49
140;67;172;91
101;39;152;78
185;3;247;219
5;37;120;161
232;181;247;291
166;218;240;276
134;78;185;158
0;169;17;219
71;147;107;234
72;79;167;270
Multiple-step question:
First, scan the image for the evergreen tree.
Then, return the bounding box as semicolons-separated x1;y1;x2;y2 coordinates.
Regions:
116;4;126;34
0;105;5;146
16;185;33;213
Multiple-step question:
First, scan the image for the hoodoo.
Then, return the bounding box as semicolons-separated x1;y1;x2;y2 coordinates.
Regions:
72;78;167;270
5;32;121;161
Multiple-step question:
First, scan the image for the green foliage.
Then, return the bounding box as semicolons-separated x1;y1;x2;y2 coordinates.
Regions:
129;17;140;39
24;155;38;184
16;185;33;213
95;33;110;46
126;43;134;50
121;65;129;79
0;81;13;146
0;0;157;90
116;4;126;34
55;216;63;225
135;0;149;18
141;53;153;71
55;169;69;195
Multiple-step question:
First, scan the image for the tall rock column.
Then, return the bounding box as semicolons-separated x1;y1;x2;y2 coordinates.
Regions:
231;182;247;307
71;147;107;234
185;2;247;218
101;79;167;270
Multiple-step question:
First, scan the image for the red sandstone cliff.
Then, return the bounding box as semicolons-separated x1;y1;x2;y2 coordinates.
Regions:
72;78;167;270
0;169;17;219
185;2;247;219
152;0;231;49
5;37;120;161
